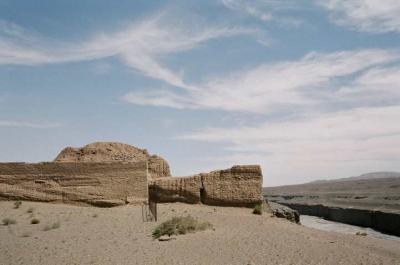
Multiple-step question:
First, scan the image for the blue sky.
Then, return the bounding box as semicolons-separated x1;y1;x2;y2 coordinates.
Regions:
1;0;400;186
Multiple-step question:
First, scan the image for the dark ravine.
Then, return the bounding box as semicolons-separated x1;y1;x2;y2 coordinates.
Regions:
280;202;400;237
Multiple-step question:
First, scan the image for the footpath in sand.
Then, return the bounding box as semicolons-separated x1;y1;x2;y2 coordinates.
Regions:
1;201;399;265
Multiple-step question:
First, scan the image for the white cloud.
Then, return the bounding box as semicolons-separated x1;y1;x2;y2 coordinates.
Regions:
221;0;304;27
320;0;400;33
222;0;273;21
0;120;62;128
125;49;400;113
123;90;194;109
180;105;400;185
0;15;251;90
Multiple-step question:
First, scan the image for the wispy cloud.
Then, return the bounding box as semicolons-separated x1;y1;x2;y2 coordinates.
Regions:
221;0;305;27
320;0;400;33
0;120;62;128
124;49;400;113
0;15;252;90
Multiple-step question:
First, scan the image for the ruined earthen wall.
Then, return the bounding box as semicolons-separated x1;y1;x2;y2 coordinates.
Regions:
0;162;148;207
201;165;263;207
54;142;171;179
149;175;201;204
149;165;263;207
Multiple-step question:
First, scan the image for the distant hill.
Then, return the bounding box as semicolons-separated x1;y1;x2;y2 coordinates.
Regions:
309;171;400;184
263;171;400;213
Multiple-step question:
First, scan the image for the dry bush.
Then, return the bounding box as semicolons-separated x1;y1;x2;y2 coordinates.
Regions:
356;231;367;236
27;207;34;214
21;232;31;237
43;221;60;231
252;204;263;215
14;200;22;209
2;218;17;225
152;216;213;239
31;218;40;224
51;221;60;229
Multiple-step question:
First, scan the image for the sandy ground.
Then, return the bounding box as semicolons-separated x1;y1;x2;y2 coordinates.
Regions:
1;201;399;265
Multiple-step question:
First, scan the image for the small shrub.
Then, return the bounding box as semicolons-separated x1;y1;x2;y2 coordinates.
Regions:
253;204;263;215
152;216;213;239
14;200;22;209
42;225;52;231
356;231;367;236
21;232;31;237
51;221;60;229
43;221;60;231
27;207;34;214
31;218;40;224
2;218;17;225
92;214;98;218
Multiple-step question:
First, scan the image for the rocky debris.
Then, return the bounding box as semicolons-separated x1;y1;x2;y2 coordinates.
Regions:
54;142;171;179
158;235;177;241
269;202;300;223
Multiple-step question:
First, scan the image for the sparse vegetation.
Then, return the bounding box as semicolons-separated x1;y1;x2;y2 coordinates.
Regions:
27;207;34;213
14;200;22;209
2;218;17;225
21;232;31;237
356;231;367;236
43;221;60;231
92;214;98;218
252;204;263;215
52;221;60;229
31;218;40;224
152;216;213;239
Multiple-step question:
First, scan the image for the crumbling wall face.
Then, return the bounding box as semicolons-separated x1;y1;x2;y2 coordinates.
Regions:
201;165;263;207
54;142;171;179
0;162;148;207
147;155;171;179
149;165;263;207
149;175;201;204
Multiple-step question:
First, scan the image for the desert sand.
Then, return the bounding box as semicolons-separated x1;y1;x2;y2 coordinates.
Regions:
1;201;399;265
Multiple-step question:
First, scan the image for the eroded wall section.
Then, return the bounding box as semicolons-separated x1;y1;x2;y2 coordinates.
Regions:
150;165;263;207
0;162;148;207
149;175;202;204
201;165;263;207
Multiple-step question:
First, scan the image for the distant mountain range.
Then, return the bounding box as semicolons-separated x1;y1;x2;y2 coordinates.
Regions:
309;171;400;184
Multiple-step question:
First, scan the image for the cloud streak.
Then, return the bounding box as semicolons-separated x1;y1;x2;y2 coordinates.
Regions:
0;120;62;128
320;0;400;33
0;15;251;90
123;49;400;113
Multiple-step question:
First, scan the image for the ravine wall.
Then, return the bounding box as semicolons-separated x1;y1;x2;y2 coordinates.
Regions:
281;203;400;237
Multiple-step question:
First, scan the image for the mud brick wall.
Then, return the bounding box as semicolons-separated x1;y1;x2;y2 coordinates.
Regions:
149;175;202;204
201;165;263;207
150;165;263;207
0;162;148;207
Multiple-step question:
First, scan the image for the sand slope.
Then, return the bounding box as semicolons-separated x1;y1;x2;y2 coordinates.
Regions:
1;202;399;265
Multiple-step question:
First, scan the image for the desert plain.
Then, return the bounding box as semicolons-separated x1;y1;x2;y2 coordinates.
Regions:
1;201;399;265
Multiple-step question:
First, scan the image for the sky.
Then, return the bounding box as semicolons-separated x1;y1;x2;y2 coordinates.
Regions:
1;0;400;186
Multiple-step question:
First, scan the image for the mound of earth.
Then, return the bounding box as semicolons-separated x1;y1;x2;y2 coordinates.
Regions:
54;142;171;178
